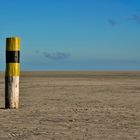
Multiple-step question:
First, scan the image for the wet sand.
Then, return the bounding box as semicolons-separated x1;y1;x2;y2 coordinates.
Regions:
0;71;140;140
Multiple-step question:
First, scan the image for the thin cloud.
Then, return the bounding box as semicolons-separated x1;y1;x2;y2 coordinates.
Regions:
130;14;140;23
43;52;70;60
35;50;40;54
108;19;117;27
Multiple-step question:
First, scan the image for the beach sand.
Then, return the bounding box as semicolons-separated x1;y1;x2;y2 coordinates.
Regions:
0;71;140;140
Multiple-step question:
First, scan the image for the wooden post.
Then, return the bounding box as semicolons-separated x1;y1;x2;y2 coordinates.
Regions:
5;37;20;109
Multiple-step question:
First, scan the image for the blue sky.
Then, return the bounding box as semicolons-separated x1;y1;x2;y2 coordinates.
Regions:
0;0;140;70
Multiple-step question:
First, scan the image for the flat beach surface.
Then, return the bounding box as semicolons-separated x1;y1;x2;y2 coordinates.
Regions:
0;71;140;140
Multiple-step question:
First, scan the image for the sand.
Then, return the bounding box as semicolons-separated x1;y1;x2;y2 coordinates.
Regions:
0;71;140;140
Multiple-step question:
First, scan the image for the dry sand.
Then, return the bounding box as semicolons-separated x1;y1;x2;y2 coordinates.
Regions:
0;71;140;140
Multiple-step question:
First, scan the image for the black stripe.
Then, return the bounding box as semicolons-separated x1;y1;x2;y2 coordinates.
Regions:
6;51;20;63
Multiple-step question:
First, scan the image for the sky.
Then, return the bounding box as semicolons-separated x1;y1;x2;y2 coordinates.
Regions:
0;0;140;70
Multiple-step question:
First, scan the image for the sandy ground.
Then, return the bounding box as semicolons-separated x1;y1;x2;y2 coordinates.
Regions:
0;71;140;140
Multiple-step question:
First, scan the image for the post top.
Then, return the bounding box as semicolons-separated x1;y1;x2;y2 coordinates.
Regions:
6;37;20;40
6;37;20;51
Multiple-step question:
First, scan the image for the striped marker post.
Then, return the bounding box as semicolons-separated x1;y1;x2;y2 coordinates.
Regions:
5;37;20;109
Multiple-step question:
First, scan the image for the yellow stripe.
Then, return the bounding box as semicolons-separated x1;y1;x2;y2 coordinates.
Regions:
6;37;20;51
6;63;20;76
